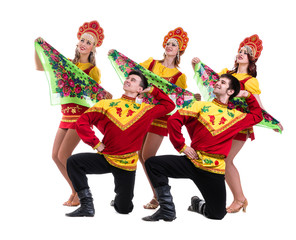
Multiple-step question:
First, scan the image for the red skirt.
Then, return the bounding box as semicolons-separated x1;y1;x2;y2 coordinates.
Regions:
148;115;169;137
233;127;255;141
59;103;89;129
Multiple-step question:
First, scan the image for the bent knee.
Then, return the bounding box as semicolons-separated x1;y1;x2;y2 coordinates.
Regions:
114;203;133;214
145;156;159;168
206;209;226;220
66;155;78;170
52;149;60;163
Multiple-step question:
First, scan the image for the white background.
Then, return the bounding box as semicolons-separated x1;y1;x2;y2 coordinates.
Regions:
1;0;295;239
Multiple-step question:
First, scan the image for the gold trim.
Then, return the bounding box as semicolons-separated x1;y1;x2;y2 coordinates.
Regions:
212;99;228;108
190;160;225;175
93;142;101;150
151;119;167;128
189;150;226;175
197;113;247;136
179;145;187;154
197;150;225;159
61;115;81;123
179;109;198;118
102;152;138;171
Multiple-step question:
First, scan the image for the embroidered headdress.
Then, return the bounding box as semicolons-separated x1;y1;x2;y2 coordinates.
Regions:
163;27;189;52
238;34;263;59
77;20;104;48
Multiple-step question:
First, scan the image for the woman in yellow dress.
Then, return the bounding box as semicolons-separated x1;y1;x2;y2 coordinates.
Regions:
35;20;112;206
139;27;190;209
192;34;283;213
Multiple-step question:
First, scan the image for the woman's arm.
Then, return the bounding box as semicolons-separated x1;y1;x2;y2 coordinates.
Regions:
253;94;284;132
34;37;44;71
253;94;264;109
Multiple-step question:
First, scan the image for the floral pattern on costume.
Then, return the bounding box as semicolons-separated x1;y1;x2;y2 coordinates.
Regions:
35;39;106;107
193;61;282;133
108;50;196;112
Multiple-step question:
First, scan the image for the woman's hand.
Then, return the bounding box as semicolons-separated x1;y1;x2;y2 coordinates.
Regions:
274;122;284;132
34;37;44;71
104;91;113;99
108;49;115;55
191;57;201;70
194;93;201;101
35;37;44;43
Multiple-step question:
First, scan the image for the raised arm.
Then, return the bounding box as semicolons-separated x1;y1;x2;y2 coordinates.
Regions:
34;37;44;71
140;86;175;119
235;90;263;130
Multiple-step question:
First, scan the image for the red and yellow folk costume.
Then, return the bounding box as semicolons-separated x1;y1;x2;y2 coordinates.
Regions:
140;27;188;136
219;34;263;141
75;87;175;171
168;95;263;174
60;20;104;129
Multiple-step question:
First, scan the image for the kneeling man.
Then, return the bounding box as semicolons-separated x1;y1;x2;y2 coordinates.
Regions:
66;70;175;217
142;74;263;221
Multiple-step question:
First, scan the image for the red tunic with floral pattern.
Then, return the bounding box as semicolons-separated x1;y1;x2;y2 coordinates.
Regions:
168;95;263;174
75;87;175;171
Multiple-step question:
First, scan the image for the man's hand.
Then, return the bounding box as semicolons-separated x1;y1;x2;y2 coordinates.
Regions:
96;143;106;152
138;87;151;98
183;146;199;160
139;87;151;93
236;90;250;98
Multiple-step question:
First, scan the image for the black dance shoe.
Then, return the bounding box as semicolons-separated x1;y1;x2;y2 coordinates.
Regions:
66;189;95;217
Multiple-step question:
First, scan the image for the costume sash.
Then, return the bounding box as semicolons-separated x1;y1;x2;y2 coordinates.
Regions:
194;62;281;133
101;152;139;171
108;50;196;112
35;39;106;107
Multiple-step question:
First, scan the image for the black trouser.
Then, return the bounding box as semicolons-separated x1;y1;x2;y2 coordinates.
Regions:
145;155;226;220
67;153;135;214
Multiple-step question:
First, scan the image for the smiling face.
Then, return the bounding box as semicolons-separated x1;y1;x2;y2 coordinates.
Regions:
165;38;179;57
236;46;250;65
77;33;95;55
213;77;234;98
123;74;143;94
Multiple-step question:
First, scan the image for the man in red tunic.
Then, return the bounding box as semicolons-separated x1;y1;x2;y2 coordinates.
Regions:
142;73;263;221
65;70;175;217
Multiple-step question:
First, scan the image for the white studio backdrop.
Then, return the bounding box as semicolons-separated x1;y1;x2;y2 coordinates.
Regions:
0;0;295;239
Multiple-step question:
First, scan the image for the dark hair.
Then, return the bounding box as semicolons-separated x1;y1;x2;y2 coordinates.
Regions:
229;53;257;77
128;70;148;89
220;74;241;100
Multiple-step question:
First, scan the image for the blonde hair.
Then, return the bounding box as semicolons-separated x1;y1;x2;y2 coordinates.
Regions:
72;45;96;66
159;50;184;68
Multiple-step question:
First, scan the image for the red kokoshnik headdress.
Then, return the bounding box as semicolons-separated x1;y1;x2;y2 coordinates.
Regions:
238;34;263;60
163;27;189;52
77;20;104;48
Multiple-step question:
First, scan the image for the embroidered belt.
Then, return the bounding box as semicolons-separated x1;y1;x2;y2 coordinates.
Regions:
100;152;139;171
190;150;226;175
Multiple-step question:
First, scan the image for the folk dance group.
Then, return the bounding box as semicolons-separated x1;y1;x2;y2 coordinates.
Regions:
34;20;283;221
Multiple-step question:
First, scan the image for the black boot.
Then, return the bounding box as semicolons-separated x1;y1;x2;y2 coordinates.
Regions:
66;189;95;217
142;185;176;222
188;196;206;216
